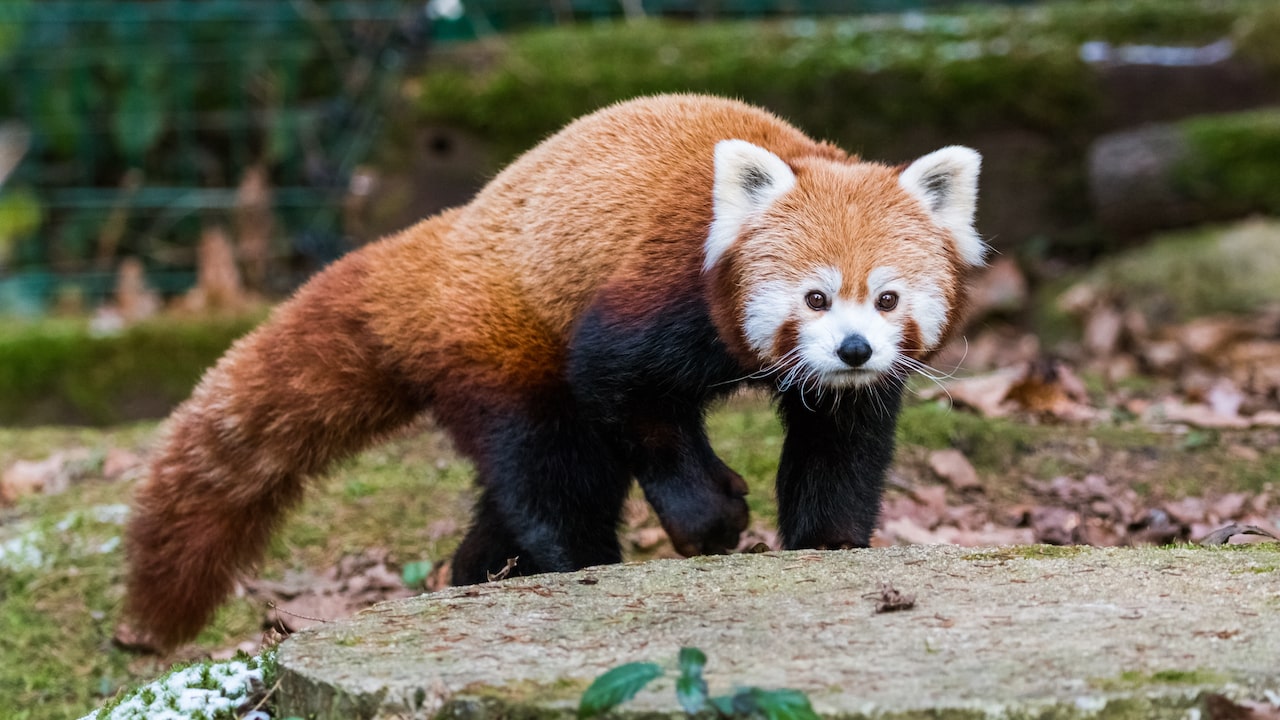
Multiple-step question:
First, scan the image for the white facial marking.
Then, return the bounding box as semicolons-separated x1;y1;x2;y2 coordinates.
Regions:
705;140;797;272
899;146;986;266
797;265;901;387
743;278;796;355
769;264;952;390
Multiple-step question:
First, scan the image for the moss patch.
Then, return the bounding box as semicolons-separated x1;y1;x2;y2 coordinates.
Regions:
0;313;263;426
963;545;1092;562
415;0;1273;161
1061;217;1280;323
1093;668;1228;691
1176;110;1280;218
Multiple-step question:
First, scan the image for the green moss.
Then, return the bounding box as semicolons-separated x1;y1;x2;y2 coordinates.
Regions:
895;402;1036;474
1094;668;1227;691
963;545;1091;562
413;0;1273;162
707;396;784;523
441;677;593;720
416;9;1105;164
0;313;263;425
1078;218;1280;322
1176;110;1280;217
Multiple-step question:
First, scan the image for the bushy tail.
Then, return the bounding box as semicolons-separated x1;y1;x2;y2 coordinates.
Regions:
124;251;426;649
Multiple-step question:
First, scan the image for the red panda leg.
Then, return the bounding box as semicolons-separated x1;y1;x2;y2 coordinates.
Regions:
774;378;905;550
444;387;632;584
565;287;750;558
124;253;427;650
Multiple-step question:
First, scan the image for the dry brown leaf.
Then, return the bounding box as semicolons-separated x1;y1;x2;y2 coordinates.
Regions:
1180;316;1257;359
629;526;669;551
1152;401;1250;429
966;257;1028;319
941;368;1021;417
1005;360;1097;421
102;448;143;482
1164;497;1208;526
864;583;916;613
928;449;982;492
269;594;350;633
1083;305;1124;356
1;449;93;503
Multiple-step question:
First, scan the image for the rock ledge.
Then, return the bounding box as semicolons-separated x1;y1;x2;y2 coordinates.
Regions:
276;544;1280;719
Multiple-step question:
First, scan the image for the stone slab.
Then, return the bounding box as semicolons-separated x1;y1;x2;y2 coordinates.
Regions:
276;544;1280;719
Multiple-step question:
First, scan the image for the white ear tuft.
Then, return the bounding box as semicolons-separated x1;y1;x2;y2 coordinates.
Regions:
899;146;985;266
704;139;797;272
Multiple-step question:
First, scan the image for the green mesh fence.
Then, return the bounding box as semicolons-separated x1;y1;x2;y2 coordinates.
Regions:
0;0;423;313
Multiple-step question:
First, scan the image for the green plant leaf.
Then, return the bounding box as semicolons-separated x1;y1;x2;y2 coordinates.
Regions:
578;662;663;718
736;687;820;720
676;646;709;713
678;646;708;676
400;560;433;588
709;693;739;716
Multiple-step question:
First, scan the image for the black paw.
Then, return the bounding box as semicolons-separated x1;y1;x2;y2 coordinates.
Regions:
659;463;750;557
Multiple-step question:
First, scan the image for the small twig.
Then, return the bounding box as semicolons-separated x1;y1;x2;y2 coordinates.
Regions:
862;582;917;613
488;556;518;582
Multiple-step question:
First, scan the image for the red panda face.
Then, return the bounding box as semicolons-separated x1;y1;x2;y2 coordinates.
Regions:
706;140;984;391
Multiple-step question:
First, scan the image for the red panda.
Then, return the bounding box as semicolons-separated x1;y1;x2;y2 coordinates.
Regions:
124;94;984;649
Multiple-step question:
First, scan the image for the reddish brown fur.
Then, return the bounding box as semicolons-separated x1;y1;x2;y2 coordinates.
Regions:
124;94;973;648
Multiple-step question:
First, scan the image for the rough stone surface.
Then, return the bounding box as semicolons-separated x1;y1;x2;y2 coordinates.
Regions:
276;545;1280;719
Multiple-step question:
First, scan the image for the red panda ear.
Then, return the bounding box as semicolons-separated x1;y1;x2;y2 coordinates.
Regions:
705;139;797;271
899;146;985;266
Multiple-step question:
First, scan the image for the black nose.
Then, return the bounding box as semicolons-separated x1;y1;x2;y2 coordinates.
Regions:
836;334;873;367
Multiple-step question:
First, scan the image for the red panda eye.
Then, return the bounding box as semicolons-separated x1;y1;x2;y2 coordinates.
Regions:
876;291;899;312
804;291;829;311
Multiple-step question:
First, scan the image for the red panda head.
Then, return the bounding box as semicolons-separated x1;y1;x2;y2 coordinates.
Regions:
704;139;984;392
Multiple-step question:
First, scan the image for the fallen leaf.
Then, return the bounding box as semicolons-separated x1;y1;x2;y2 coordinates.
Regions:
1029;506;1081;545
928;449;982;492
966;257;1028;319
487;556;518;582
1164;497;1207;526
269;594;349;633
629;526;669;551
1150;401;1250;429
1180;316;1257;359
1198;524;1280;546
1083;305;1124;356
939;368;1022;417
102;448;143;481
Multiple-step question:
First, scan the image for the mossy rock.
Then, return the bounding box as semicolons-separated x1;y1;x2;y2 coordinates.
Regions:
1090;109;1280;235
275;545;1280;719
1068;217;1280;322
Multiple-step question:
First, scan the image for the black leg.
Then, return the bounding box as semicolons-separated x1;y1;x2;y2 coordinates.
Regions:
566;290;750;558
451;490;546;585
775;377;905;549
626;406;749;556
449;393;630;584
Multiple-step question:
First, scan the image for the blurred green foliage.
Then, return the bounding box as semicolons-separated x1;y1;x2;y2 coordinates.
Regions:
415;0;1268;163
0;0;416;281
0;314;262;425
1178;109;1280;216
